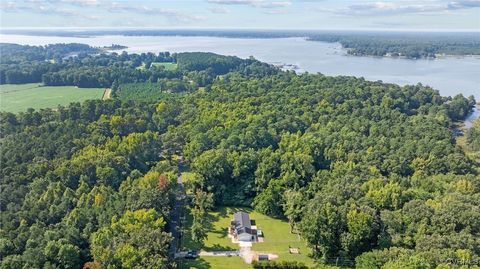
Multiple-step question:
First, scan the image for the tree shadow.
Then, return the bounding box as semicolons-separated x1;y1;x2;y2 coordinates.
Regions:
204;243;237;252
205;212;217;231
217;229;229;239
178;257;211;269
216;206;253;219
179;208;203;251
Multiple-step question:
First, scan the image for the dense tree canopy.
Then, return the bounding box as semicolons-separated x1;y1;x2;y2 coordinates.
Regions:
1;44;478;268
0;44;253;88
308;32;480;59
467;119;480;151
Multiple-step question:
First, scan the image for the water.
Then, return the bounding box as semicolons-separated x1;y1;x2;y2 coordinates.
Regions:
465;107;480;129
1;34;479;122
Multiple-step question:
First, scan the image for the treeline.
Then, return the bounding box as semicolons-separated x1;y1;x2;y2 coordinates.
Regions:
0;44;252;88
308;32;480;59
252;260;308;269
176;52;244;74
0;43;102;84
467;118;480;151
0;43;100;63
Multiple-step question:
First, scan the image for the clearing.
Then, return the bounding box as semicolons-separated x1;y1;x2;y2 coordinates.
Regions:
137;62;178;71
0;83;104;113
179;206;315;268
152;62;178;70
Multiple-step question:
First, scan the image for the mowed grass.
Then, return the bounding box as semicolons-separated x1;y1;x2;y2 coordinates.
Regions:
249;211;315;267
179;206;316;268
179;256;251;269
0;83;104;112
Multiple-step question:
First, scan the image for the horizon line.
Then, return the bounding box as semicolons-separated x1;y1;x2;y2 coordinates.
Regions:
1;27;479;33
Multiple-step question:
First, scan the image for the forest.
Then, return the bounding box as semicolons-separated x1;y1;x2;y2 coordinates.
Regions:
0;44;479;269
308;32;480;59
0;43;247;87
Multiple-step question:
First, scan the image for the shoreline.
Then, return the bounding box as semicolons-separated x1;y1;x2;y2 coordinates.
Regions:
464;104;480;129
453;103;479;138
2;32;479;60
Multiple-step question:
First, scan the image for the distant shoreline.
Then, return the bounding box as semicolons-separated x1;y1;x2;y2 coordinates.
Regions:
2;29;479;60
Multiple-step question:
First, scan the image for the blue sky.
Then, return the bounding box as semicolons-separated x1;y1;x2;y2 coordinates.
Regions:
1;0;479;31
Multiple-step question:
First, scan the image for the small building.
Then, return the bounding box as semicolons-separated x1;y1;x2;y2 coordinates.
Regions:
230;211;256;242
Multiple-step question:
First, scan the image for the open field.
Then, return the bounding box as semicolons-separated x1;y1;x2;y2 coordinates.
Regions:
0;83;104;112
137;62;178;71
179;206;315;268
152;62;178;70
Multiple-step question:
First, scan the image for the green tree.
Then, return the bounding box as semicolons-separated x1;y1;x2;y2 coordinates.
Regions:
90;209;173;269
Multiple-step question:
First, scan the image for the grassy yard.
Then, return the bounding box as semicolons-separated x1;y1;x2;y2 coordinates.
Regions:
179;206;316;268
181;207;239;252
179;256;251;269
0;83;104;112
249;211;315;267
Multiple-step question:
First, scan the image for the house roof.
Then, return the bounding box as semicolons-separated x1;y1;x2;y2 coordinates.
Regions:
233;211;251;231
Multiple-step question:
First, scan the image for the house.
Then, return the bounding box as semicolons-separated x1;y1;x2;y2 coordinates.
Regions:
230;211;256;242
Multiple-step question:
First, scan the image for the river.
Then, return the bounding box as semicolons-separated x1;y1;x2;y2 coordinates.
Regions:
1;34;478;122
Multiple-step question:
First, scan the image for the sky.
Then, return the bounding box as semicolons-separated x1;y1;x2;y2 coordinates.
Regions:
0;0;479;31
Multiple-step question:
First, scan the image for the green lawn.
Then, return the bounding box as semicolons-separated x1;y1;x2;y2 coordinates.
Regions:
0;83;104;113
181;207;239;252
249;211;315;267
179;256;251;269
179;206;316;268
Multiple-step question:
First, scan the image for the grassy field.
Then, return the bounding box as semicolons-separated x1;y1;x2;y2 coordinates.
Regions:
152;62;178;70
0;83;104;112
179;206;316;268
137;62;178;71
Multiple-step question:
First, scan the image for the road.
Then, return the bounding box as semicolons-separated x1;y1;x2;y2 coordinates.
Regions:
101;88;111;100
